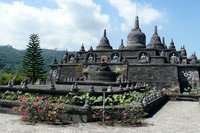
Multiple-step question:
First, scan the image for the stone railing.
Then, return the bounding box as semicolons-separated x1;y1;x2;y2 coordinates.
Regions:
141;91;168;117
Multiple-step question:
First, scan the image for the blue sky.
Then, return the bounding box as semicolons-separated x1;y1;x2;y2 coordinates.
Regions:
0;0;199;58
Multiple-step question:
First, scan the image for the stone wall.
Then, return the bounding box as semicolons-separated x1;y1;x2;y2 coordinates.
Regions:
127;64;179;90
59;65;82;81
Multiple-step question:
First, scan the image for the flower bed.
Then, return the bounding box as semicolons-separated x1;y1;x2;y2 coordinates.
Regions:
0;87;162;126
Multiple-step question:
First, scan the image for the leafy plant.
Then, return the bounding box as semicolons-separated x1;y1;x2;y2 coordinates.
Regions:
82;68;89;75
114;67;123;76
1;91;22;100
71;92;90;105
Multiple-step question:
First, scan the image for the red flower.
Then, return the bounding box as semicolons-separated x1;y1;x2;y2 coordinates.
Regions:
17;105;24;112
32;103;38;107
20;96;28;102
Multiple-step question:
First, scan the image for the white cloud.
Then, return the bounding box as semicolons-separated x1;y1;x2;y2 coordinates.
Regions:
0;0;110;50
108;0;164;31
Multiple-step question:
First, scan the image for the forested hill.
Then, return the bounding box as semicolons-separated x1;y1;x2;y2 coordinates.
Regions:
0;45;65;73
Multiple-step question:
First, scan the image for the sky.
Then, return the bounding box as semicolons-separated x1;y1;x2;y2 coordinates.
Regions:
0;0;200;57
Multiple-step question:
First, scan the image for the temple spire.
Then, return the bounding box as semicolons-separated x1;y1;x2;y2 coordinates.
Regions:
134;16;140;29
119;39;124;49
96;29;112;50
154;26;158;35
162;37;165;44
169;38;176;50
103;29;106;37
162;37;167;49
80;43;85;52
51;56;58;65
89;46;93;51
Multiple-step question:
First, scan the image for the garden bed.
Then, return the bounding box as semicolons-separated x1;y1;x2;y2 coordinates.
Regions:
0;87;167;126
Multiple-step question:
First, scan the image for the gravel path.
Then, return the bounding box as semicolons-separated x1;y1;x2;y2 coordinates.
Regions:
0;101;200;133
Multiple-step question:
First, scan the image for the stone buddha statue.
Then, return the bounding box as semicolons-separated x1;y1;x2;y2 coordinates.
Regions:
139;53;148;63
88;54;94;63
97;56;111;71
98;62;111;71
68;56;75;63
170;53;179;64
111;54;119;63
93;55;115;82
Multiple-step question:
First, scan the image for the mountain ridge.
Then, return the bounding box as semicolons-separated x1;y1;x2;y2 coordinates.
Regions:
0;45;65;73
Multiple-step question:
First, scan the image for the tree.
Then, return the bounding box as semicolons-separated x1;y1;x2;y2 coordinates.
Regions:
0;59;4;70
22;33;46;84
0;52;4;70
197;59;200;64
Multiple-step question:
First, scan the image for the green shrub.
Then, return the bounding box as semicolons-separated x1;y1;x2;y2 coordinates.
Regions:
14;73;26;85
0;72;26;85
0;72;12;85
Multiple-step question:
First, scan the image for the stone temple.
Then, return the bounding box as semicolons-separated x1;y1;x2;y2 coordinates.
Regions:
50;16;200;93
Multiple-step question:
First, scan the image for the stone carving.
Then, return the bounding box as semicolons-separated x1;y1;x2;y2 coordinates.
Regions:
139;53;149;63
52;70;57;78
181;59;187;64
116;74;127;83
111;53;120;63
68;55;75;63
182;71;193;81
97;56;111;71
184;86;191;92
7;76;16;87
113;54;119;60
74;54;79;63
160;50;164;56
20;78;29;89
70;82;79;92
170;53;179;64
98;62;110;72
107;85;113;92
122;57;128;64
101;55;107;63
62;51;68;63
87;54;94;63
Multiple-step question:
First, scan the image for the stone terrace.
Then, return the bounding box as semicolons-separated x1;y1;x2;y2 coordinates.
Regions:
0;101;200;133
